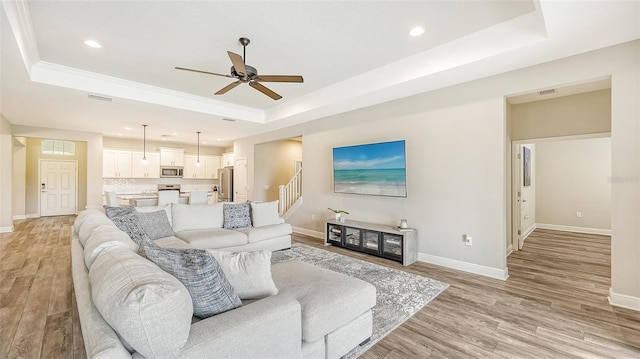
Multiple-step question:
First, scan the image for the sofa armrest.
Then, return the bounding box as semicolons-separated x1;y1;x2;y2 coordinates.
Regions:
178;294;302;358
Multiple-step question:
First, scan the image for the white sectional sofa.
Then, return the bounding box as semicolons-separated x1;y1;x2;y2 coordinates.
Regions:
71;205;377;358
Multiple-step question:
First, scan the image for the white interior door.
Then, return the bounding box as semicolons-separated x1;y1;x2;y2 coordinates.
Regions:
41;160;77;216
234;157;248;203
512;145;524;250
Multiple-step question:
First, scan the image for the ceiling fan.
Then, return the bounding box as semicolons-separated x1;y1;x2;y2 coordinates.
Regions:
175;37;303;100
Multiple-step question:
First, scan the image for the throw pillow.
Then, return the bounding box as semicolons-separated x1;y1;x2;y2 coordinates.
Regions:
108;211;147;245
136;210;175;240
250;201;282;227
139;237;242;318
209;250;279;300
223;202;252;229
103;205;134;219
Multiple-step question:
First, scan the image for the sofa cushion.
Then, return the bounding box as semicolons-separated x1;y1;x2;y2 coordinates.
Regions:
172;203;223;232
223;202;252;229
209;250;278;300
73;208;104;235
234;223;292;243
136;204;172;225
175;228;247;249
154;236;193;249
89;247;193;359
271;260;376;342
78;216;114;247
250;200;284;227
136;209;175;240
139;237;242;318
83;226;138;269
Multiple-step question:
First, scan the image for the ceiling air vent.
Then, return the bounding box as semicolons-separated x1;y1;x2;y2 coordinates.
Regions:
538;89;556;96
87;94;112;102
222;118;237;122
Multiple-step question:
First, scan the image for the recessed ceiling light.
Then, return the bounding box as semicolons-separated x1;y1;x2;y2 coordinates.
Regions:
171;132;179;136
409;27;425;37
202;141;208;145
124;127;132;130
117;133;123;136
217;138;223;141
84;40;102;48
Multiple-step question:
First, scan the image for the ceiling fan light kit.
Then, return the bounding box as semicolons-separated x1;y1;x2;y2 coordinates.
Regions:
176;37;303;100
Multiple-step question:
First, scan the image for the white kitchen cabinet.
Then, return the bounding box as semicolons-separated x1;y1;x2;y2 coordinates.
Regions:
183;155;205;179
222;152;234;167
160;148;184;166
205;156;221;179
103;149;132;178
184;155;220;179
131;152;160;178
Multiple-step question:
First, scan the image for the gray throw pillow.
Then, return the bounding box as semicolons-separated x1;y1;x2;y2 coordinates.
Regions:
223;202;252;229
136;210;175;240
104;206;147;245
139;237;242;318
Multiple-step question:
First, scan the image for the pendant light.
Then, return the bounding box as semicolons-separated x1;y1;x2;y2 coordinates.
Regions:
196;131;201;167
142;124;148;165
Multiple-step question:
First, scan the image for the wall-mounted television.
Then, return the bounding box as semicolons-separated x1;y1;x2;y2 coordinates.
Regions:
332;140;407;197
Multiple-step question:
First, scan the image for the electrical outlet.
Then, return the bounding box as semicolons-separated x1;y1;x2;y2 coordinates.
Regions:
311;214;316;221
576;211;582;218
463;234;472;246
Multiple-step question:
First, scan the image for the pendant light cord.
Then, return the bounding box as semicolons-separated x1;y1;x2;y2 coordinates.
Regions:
142;124;147;161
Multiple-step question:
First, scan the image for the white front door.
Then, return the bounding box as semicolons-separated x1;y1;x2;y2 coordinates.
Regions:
234;157;248;202
40;160;77;216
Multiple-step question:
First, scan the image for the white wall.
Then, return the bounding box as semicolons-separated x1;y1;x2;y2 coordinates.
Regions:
536;138;611;232
235;41;640;304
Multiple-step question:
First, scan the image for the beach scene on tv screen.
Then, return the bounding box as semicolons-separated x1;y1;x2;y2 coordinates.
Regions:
333;140;407;197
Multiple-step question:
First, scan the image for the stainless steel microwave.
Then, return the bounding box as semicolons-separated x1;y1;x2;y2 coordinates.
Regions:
160;166;183;178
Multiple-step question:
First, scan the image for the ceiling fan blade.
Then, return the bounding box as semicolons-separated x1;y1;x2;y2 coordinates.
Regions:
175;66;233;78
255;75;304;83
249;81;282;100
227;51;247;77
215;81;241;95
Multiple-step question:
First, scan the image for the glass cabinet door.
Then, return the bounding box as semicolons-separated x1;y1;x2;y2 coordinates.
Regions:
344;227;362;249
382;233;403;260
327;224;343;245
362;230;381;255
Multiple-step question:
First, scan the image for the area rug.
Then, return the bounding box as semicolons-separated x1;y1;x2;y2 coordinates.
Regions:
271;243;449;358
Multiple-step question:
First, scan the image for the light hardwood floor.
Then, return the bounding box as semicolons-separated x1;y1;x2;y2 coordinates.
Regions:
1;217;639;358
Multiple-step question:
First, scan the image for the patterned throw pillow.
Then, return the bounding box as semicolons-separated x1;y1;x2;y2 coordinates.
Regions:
136;210;175;240
104;206;147;245
139;237;242;318
223;202;252;229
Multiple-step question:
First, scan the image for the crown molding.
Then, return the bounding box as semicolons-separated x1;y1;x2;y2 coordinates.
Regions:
2;0;40;75
31;61;265;123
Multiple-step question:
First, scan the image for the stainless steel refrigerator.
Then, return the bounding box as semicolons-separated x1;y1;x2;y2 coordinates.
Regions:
217;167;233;202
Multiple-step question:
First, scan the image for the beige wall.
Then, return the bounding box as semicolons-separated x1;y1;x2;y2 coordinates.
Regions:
254;140;302;202
236;41;640;301
12;137;27;219
24;138;88;216
535;138;611;230
0;115;13;232
103;137;225;155
511;89;611;140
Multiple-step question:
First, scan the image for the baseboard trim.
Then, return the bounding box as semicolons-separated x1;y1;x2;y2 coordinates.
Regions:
609;288;640;311
12;215;26;220
536;223;611;236
26;213;40;219
0;225;14;233
292;227;324;239
523;224;536;240
418;253;509;280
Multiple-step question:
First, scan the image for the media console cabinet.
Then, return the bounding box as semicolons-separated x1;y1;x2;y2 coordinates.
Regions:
325;219;417;265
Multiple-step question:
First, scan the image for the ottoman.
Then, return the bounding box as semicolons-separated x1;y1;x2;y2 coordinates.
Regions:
272;260;376;359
